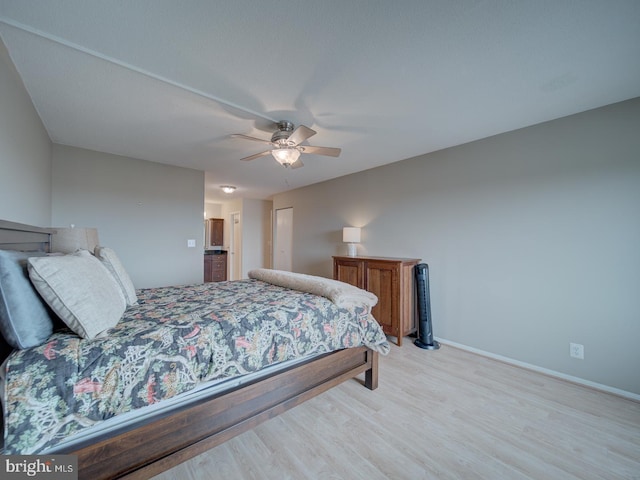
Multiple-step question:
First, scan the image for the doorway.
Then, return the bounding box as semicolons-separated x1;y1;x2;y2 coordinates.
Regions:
229;211;242;280
274;207;293;271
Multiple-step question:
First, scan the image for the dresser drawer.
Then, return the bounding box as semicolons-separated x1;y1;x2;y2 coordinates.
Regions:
209;257;226;267
204;253;227;282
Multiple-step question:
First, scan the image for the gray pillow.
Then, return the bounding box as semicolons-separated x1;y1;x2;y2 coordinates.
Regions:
94;246;137;305
0;250;54;349
28;250;126;339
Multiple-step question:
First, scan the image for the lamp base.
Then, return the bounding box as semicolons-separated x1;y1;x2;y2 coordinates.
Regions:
347;243;357;257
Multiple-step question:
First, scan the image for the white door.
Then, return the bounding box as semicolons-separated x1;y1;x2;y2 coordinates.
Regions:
274;207;293;271
229;211;242;280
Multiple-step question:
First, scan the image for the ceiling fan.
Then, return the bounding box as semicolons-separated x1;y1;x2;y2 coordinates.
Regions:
231;121;341;169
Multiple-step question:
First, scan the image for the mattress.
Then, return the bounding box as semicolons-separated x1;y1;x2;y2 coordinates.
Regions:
2;279;389;454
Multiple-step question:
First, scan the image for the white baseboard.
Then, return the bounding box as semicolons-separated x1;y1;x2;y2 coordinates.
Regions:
435;337;640;403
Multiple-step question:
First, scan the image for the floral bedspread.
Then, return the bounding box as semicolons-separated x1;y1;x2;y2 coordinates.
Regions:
3;279;389;454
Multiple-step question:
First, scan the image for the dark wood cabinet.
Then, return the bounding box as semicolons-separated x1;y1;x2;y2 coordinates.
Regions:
204;252;227;282
333;256;420;346
207;218;224;247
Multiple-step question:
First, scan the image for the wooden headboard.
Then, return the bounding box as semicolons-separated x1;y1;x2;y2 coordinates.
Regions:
0;219;54;252
0;219;55;362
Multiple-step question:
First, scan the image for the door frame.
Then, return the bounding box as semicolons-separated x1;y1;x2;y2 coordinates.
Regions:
228;211;241;280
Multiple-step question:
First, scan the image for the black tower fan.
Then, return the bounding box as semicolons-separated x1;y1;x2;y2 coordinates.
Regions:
414;263;440;350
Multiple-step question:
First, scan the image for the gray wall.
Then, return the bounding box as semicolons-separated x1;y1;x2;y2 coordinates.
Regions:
52;145;204;288
1;35;204;289
0;37;52;226
273;98;640;396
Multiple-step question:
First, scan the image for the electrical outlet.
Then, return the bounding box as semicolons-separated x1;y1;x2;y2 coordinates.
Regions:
570;342;584;359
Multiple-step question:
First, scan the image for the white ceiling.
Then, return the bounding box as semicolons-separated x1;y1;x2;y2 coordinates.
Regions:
1;1;639;203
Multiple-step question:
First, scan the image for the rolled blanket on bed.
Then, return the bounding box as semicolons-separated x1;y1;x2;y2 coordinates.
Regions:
248;268;378;308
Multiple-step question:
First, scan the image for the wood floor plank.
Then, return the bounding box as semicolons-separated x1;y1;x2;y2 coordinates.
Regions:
152;343;640;480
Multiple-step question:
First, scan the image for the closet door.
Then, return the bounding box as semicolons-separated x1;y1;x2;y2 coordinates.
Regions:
274;208;293;271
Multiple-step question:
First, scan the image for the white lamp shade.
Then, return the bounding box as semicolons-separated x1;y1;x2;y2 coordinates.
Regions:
342;227;361;243
51;227;100;253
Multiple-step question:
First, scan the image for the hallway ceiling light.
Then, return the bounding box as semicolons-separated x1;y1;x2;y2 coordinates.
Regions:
221;185;236;194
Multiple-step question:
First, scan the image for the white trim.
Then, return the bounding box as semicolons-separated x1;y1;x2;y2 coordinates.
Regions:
436;337;640;402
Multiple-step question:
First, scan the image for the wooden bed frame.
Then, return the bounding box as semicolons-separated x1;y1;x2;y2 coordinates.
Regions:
0;219;379;479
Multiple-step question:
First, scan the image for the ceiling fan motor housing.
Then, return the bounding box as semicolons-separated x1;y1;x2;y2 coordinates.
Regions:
271;121;295;145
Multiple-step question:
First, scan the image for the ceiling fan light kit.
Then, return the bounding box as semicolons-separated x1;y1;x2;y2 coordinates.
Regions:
271;147;301;167
233;120;341;169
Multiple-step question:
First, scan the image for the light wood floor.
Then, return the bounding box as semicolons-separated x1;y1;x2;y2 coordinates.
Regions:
152;341;640;480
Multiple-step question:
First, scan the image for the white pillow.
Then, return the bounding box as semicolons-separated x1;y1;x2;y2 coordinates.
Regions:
94;246;138;306
27;250;126;339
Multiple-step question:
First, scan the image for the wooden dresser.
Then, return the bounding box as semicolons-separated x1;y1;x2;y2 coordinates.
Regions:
333;256;420;346
204;252;227;282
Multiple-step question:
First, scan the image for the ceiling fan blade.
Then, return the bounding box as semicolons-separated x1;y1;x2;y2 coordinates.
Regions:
287;125;316;146
300;145;341;157
231;134;273;145
240;150;272;161
290;159;304;169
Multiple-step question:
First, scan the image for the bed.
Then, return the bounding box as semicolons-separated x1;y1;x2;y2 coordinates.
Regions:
0;219;389;479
